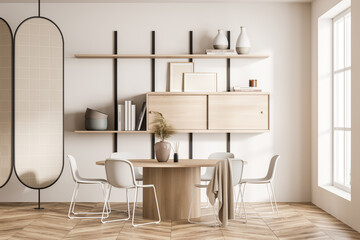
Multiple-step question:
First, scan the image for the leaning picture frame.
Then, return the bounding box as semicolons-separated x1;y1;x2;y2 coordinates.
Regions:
183;72;218;92
169;62;194;92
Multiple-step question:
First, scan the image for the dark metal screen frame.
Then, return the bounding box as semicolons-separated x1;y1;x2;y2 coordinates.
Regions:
0;17;14;189
13;17;65;207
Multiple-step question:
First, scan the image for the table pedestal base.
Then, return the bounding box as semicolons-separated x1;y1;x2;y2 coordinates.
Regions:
143;167;201;220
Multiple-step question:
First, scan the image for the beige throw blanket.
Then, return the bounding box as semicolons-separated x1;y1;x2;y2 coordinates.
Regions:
206;159;234;226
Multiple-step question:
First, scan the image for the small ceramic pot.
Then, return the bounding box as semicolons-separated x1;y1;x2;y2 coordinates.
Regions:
155;141;171;162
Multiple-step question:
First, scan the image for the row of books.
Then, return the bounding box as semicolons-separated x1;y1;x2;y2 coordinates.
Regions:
118;101;146;131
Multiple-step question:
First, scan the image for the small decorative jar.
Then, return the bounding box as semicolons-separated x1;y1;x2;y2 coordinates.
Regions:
249;79;257;87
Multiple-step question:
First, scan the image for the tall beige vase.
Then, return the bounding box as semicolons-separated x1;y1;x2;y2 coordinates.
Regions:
155;141;171;162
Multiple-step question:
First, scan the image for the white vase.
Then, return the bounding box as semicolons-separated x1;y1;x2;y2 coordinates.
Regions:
236;26;251;54
213;29;228;50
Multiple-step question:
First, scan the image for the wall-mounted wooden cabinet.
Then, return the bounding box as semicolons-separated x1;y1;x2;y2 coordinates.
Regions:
147;92;270;133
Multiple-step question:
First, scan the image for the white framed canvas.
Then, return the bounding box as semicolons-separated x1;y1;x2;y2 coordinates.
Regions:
183;73;218;92
169;62;194;92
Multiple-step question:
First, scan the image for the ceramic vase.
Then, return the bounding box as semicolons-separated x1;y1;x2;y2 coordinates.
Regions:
155;141;171;162
213;29;228;50
236;26;251;54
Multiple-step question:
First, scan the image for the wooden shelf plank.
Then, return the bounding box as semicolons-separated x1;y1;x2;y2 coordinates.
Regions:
74;130;150;134
74;129;269;134
74;54;269;59
146;91;270;95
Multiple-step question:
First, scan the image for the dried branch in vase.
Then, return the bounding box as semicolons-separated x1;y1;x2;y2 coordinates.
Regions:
150;111;174;141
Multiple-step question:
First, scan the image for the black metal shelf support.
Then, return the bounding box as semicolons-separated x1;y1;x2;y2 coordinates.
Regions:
113;31;118;152
226;31;231;153
151;31;156;159
189;31;193;159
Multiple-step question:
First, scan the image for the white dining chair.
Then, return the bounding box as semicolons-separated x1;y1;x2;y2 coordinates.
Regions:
188;158;244;226
110;152;143;209
101;159;161;227
67;155;110;219
110;152;143;182
239;155;280;218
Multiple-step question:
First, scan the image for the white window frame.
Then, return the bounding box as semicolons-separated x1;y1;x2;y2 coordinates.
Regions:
332;8;351;193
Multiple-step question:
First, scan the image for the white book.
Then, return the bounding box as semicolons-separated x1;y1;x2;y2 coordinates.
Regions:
124;101;130;131
117;104;125;131
128;101;132;131
136;102;146;131
131;104;136;131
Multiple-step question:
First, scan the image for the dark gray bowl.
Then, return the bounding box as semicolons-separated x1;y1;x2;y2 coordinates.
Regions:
85;118;108;130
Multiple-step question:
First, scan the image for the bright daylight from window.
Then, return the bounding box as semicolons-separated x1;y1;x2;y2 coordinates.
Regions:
333;9;351;192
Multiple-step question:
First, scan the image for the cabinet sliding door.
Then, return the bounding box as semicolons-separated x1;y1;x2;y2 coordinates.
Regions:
208;94;269;130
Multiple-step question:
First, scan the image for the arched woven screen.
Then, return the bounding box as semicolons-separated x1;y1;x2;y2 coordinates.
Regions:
14;17;64;189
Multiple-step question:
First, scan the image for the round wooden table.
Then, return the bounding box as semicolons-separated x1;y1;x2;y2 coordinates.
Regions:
96;159;219;220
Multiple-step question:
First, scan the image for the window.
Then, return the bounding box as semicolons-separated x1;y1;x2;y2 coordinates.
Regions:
333;9;351;192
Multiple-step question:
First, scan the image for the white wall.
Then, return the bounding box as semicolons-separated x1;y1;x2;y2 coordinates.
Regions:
0;2;311;203
311;0;360;232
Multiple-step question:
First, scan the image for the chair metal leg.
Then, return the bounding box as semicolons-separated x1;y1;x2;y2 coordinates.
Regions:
71;183;80;215
238;183;247;222
106;185;112;213
235;185;241;214
239;182;278;219
187;187;195;223
270;182;279;216
239;184;247;223
188;186;219;227
132;185;161;227
101;187;130;223
200;181;210;209
68;183;109;219
266;183;274;212
136;181;143;209
68;183;79;219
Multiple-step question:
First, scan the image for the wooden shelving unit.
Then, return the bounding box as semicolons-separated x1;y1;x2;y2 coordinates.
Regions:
74;30;270;157
74;54;269;59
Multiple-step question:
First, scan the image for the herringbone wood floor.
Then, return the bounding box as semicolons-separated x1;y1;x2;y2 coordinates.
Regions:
0;202;359;240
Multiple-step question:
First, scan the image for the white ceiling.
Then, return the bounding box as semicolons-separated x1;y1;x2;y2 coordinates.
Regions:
0;0;312;3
